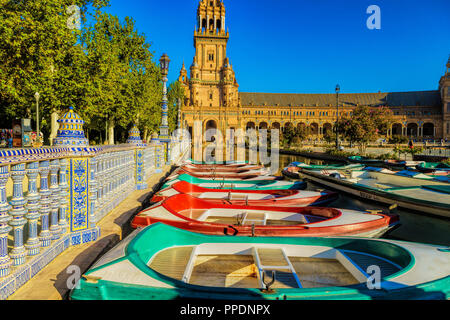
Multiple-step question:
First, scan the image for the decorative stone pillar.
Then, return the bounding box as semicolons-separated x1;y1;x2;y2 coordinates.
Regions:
38;161;52;247
25;162;41;256
49;159;61;240
58;158;69;234
9;163;28;266
88;157;97;228
53;107;90;233
0;166;12;276
128;125;147;190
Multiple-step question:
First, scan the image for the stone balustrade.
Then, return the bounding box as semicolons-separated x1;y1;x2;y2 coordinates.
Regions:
0;138;187;300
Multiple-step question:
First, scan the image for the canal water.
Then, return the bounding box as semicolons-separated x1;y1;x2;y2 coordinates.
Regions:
276;153;450;246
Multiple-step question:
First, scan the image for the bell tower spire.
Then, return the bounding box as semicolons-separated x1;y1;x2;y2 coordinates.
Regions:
180;0;240;139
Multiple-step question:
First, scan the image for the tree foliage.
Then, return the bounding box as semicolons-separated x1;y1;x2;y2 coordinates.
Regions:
337;106;394;155
0;0;177;144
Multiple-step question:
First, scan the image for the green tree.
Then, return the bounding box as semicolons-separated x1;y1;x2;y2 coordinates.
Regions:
338;106;393;155
167;81;185;133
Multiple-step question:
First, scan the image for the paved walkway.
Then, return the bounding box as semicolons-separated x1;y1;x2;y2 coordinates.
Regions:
8;166;173;300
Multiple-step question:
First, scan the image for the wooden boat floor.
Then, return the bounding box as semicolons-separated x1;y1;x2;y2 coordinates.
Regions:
148;248;400;290
189;255;260;288
288;257;359;288
204;217;240;224
204;216;302;226
148;247;193;281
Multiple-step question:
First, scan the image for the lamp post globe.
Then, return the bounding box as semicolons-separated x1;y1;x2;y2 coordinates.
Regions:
159;53;171;76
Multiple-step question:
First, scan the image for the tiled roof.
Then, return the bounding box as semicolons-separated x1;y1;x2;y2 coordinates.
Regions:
239;90;442;108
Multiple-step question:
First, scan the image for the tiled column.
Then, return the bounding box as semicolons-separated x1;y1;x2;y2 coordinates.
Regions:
95;155;103;216
9;163;28;266
0;166;12;276
25;162;41;256
135;148;147;190
88;157;97;227
68;158;89;233
58;158;69;234
38;161;52;247
49;159;61;240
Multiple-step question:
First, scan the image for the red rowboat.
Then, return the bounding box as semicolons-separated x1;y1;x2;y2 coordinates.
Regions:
132;194;399;238
151;180;338;206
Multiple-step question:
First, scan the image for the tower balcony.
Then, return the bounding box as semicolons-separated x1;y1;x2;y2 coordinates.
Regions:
194;29;229;38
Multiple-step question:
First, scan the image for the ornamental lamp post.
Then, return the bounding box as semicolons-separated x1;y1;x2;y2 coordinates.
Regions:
34;92;40;144
159;53;171;163
335;84;340;150
159;53;170;139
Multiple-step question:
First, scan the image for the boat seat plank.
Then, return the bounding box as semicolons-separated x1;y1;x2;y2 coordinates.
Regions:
257;249;290;267
148;247;194;281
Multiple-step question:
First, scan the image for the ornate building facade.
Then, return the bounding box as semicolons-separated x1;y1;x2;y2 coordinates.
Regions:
180;0;450;141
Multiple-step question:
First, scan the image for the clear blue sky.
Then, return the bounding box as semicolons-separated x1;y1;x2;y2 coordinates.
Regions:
103;0;450;94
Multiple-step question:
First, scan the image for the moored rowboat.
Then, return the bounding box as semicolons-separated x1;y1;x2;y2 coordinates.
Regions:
132;193;399;238
70;223;450;300
162;174;307;190
290;162;365;171
174;166;272;180
151;180;338;206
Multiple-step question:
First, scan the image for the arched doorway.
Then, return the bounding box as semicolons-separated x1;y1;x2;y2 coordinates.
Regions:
423;123;434;137
205;119;217;142
271;122;281;131
407;123;418;137
323;123;333;135
259;122;268;130
297;122;306;130
310;123;319;135
284;122;293;133
246;122;256;130
392;123;403;136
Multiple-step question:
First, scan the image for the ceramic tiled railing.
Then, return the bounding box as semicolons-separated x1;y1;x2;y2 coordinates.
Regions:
0;139;188;299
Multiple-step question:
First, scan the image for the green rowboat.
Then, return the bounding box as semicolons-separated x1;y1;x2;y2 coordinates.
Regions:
70;223;450;300
291;162;364;171
161;174;307;190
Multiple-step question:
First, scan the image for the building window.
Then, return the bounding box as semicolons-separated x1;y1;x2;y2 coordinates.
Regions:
447;103;450;113
208;53;214;61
